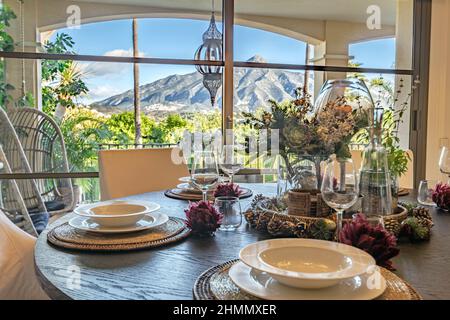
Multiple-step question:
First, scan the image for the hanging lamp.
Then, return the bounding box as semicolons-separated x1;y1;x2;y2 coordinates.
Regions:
194;0;223;107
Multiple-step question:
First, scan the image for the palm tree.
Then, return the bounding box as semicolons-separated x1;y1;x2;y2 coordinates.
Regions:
132;18;142;145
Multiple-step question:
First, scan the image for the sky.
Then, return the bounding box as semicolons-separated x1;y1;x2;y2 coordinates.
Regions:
50;18;397;104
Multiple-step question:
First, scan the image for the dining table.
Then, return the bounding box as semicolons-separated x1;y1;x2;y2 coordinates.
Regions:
34;183;450;300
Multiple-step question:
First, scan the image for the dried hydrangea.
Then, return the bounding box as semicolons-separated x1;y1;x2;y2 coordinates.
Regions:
339;214;400;270
185;201;223;236
213;183;243;198
432;183;450;211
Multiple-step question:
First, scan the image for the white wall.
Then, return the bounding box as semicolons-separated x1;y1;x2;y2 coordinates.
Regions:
426;0;450;182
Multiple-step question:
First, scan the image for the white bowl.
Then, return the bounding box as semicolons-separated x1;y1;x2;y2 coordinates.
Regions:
229;261;386;300
240;239;375;289
74;200;160;228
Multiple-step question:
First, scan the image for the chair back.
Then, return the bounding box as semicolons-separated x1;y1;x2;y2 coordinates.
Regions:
99;147;189;200
8;108;74;214
0;108;46;236
0;209;49;299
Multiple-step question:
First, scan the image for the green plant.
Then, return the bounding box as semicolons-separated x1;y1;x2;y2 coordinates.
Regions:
0;5;16;108
0;5;16;52
353;77;418;177
105;111;156;144
42;33;88;115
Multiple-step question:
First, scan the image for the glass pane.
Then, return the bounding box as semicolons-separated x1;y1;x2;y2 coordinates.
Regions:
234;0;413;70
1;0;223;60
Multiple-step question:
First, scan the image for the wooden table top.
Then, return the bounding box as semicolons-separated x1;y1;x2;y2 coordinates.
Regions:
34;184;450;300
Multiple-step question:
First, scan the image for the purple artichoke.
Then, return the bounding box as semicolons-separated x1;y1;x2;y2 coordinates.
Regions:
432;183;450;211
214;183;243;198
185;201;223;235
339;214;400;271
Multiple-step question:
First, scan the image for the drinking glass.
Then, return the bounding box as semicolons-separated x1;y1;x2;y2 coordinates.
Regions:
214;196;242;231
218;145;244;183
418;180;437;206
321;157;359;241
191;151;219;201
439;146;450;181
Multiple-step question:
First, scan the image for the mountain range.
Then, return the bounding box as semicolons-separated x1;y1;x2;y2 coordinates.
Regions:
91;55;308;117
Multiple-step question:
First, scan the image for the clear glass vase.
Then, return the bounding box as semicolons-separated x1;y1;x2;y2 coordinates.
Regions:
277;154;325;198
314;78;375;115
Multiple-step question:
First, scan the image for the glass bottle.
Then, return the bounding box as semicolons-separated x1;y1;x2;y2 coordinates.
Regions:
359;107;393;217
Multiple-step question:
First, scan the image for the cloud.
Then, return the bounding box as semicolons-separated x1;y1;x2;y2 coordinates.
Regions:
78;48;146;78
104;48;144;57
82;84;127;103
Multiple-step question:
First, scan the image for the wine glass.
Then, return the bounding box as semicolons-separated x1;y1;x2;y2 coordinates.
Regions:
439;146;450;182
418;180;437;206
321;157;359;241
218;145;244;183
191;151;219;201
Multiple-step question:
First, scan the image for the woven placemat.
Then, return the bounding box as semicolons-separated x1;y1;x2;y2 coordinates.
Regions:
193;259;422;300
165;187;253;201
47;217;190;251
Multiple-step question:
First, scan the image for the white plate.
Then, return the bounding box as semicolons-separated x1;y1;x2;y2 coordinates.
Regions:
229;262;386;300
176;183;201;193
69;212;169;234
178;176;230;183
240;239;375;289
74;200;160;228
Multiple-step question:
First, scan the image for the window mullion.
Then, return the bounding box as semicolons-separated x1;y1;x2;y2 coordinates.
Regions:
222;0;234;144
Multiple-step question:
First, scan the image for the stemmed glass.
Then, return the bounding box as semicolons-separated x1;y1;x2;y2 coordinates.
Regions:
218;145;244;183
321;157;359;241
191;151;219;201
439;146;450;182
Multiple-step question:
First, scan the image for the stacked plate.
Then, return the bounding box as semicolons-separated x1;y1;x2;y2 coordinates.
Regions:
231;238;387;300
176;176;229;194
71;200;168;234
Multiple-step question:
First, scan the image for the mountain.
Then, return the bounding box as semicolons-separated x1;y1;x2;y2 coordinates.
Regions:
91;55;308;117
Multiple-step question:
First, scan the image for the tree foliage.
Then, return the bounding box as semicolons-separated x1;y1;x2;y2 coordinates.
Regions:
42;33;88;115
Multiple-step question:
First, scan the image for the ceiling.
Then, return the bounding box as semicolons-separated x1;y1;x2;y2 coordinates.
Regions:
74;0;400;25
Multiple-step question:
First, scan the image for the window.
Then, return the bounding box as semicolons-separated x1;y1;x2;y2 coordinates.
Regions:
0;0;429;200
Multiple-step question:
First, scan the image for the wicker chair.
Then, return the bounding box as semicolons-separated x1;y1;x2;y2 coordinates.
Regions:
8;108;75;216
0;108;48;236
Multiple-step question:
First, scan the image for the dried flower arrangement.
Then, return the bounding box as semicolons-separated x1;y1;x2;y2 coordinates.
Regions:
213;183;243;198
242;87;367;189
339;214;400;271
243;87;366;160
185;201;223;236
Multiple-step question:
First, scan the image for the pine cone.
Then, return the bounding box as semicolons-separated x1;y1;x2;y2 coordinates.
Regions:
400;217;431;241
412;207;433;221
384;219;401;237
267;218;297;237
255;212;273;231
417;217;434;229
293;222;308;238
244;209;259;228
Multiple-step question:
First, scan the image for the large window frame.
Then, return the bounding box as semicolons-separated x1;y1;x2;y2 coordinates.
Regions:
0;0;430;187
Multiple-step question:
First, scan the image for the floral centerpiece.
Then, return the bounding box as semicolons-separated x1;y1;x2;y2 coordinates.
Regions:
243;87;367;190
